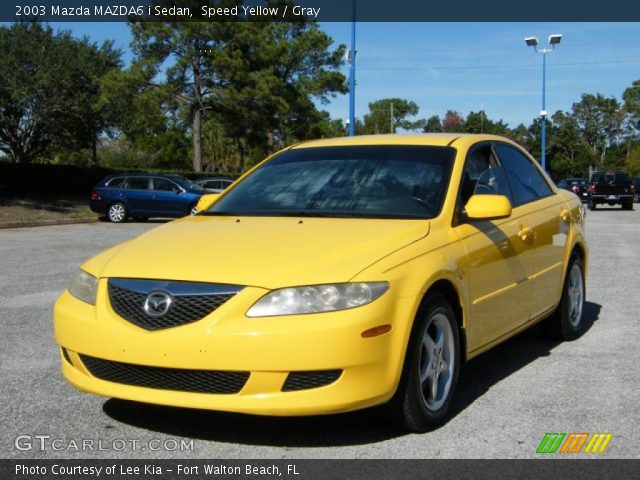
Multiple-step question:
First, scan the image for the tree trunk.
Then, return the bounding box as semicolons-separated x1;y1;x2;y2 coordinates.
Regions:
92;134;98;166
193;108;203;173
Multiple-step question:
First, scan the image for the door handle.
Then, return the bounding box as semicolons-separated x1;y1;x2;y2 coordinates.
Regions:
518;225;533;242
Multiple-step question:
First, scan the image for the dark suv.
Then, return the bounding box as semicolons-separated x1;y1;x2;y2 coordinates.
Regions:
90;174;205;223
587;171;635;210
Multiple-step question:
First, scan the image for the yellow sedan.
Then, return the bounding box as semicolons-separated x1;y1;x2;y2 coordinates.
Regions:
54;134;587;431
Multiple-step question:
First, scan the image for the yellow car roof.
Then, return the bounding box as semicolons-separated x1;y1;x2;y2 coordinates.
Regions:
290;133;509;149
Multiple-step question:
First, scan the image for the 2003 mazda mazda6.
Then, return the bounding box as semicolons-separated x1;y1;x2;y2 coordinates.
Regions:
54;134;588;431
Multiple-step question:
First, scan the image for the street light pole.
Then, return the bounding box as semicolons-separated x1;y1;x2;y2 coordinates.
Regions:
348;0;357;136
525;34;562;171
541;50;547;171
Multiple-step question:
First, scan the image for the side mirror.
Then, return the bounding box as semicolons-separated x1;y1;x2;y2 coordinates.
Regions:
464;194;512;220
195;193;220;213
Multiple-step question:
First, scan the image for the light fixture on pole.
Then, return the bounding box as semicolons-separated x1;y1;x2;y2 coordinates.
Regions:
524;33;562;171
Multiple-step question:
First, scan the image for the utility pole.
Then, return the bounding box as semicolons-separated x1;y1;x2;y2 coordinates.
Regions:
390;102;394;134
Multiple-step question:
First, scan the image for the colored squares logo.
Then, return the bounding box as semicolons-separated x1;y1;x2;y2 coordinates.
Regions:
537;433;613;454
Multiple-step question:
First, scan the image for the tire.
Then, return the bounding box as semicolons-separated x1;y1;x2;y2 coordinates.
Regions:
388;293;460;432
544;254;586;341
188;203;198;215
107;202;128;223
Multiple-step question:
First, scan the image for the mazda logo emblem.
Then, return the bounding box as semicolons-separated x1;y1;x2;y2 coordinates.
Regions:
143;291;173;317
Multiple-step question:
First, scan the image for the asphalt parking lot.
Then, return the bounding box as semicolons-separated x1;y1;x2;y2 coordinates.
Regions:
1;208;639;459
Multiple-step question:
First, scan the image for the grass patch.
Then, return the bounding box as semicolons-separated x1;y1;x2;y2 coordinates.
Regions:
0;195;98;224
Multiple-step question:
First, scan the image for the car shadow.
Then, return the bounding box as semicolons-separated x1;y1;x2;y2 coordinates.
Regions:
102;301;601;446
448;301;601;419
103;399;404;447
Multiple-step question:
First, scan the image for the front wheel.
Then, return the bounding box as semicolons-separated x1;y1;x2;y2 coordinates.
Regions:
388;293;460;432
188;203;198;215
544;254;586;341
107;202;128;223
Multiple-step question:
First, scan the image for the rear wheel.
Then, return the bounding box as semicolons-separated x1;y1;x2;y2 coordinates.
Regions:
107;202;127;223
544;254;586;341
389;293;460;432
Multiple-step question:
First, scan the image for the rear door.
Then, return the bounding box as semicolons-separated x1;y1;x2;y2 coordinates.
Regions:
493;143;567;319
123;177;152;213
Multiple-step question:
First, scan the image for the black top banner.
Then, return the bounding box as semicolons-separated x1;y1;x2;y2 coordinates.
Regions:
4;0;640;22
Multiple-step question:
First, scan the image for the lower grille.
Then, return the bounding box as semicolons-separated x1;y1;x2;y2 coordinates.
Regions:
80;354;249;394
282;370;342;391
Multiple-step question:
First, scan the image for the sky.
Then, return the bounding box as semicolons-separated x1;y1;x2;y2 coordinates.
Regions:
50;21;640;128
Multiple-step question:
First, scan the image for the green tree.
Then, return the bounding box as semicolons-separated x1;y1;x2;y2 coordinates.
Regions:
0;22;121;164
363;98;423;134
464;110;509;135
572;93;624;168
548;110;593;178
622;79;640;118
129;1;239;172
423;115;442;133
217;17;346;162
627;144;640;176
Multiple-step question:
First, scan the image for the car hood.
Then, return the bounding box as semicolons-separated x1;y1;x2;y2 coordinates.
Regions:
97;216;430;288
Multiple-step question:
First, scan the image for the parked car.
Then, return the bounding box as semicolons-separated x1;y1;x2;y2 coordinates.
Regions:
90;174;206;223
56;134;587;432
632;178;640;203
195;177;235;193
586;171;635;210
557;177;588;202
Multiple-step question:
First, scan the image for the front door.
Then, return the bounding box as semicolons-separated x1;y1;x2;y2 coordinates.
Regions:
454;144;533;353
493;143;567;319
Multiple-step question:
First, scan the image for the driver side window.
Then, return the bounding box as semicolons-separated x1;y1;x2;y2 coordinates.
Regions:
460;145;513;206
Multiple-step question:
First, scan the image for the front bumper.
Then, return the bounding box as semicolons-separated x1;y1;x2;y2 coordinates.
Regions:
54;281;415;415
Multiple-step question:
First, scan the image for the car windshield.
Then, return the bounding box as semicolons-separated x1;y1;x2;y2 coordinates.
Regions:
205;145;455;219
172;176;206;193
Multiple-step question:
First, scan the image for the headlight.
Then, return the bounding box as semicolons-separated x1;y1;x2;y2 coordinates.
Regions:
246;282;389;317
67;270;98;305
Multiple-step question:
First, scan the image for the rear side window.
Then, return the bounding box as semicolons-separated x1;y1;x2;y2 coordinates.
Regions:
127;177;150;190
106;177;126;188
494;145;552;206
591;172;629;185
153;178;180;192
